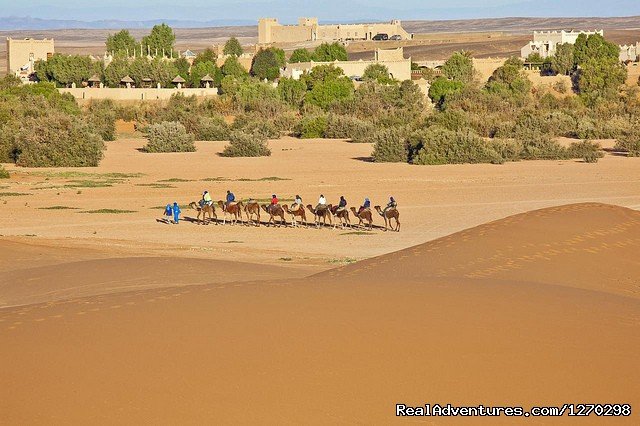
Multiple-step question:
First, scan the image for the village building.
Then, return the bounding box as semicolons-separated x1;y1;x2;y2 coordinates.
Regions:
6;37;55;80
619;42;640;62
283;47;411;82
258;17;412;44
520;30;603;59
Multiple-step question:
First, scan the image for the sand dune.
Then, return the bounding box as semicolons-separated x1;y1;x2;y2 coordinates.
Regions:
0;254;304;308
1;203;639;423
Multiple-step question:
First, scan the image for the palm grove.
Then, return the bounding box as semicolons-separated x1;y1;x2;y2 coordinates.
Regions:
1;27;639;171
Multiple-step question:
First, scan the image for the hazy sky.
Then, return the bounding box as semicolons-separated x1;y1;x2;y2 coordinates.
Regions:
3;0;640;22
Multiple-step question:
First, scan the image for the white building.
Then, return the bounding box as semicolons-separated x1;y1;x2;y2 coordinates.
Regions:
520;30;603;59
619;42;640;62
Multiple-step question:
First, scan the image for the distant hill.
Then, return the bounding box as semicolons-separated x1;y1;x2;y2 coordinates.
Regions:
2;15;640;32
0;16;256;31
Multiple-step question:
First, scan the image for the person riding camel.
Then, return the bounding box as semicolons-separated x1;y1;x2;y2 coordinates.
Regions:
358;197;371;215
271;194;279;205
291;195;302;212
201;190;213;208
382;196;397;215
316;194;327;212
336;196;347;213
225;190;236;212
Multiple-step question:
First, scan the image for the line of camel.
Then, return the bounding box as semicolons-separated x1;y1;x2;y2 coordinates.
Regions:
187;200;400;232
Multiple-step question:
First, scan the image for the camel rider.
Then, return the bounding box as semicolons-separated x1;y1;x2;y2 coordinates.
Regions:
292;195;302;211
358;197;371;215
336;196;347;213
201;190;213;207
383;196;397;215
316;194;327;211
271;194;279;205
225;190;236;211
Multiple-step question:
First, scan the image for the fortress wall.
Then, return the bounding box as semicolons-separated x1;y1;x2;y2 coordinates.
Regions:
59;87;218;101
269;25;313;43
286;59;412;81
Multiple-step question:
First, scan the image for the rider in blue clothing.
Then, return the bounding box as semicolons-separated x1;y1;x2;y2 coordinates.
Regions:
225;190;235;211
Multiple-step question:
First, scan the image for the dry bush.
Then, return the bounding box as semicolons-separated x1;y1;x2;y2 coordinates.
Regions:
371;128;410;163
144;121;196;153
221;130;271;157
324;114;376;142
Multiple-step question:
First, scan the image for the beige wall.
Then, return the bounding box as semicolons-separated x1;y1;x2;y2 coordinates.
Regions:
7;37;55;74
284;58;412;82
59;87;218;101
258;18;411;44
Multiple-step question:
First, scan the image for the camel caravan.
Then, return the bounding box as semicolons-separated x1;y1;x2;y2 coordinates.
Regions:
187;192;401;232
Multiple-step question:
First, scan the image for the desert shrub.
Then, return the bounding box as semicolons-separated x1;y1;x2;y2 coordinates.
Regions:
410;127;502;165
272;111;300;135
324;114;376;142
566;139;604;162
85;100;116;141
144;121;195;153
489;138;523;162
573;119;597;139
231;114;281;138
296;115;328;139
196;116;230;141
425;109;469;132
14;113;105;167
0;165;9;179
517;131;568;160
221;130;271;157
372;128;410;163
614;129;640;156
547;111;577;137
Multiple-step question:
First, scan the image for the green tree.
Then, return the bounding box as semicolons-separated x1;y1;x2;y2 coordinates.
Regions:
174;57;190;80
312;42;348;62
301;64;344;90
486;57;532;97
362;63;395;84
193;48;217;66
189;61;222;87
278;77;307;106
574;33;619;66
578;57;627;105
45;54;97;87
223;37;243;56
148;57;178;88
127;57;152;87
142;23;176;57
289;48;312;63
526;52;544;63
305;77;354;110
221;55;248;78
442;51;474;83
251;48;282;81
106;30;137;55
551;43;575;75
428;77;464;105
104;55;130;87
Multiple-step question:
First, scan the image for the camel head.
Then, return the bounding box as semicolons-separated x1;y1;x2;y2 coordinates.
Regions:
282;204;290;212
260;204;269;213
306;204;315;213
349;206;357;214
189;201;199;210
217;200;224;208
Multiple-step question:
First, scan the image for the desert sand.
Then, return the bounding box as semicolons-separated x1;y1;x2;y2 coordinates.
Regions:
1;135;640;422
1;202;639;423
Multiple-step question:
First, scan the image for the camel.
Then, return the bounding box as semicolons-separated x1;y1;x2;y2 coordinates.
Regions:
374;205;400;232
217;200;244;225
306;204;333;228
261;204;287;227
282;204;308;228
350;206;373;230
244;201;261;227
189;201;217;225
330;205;351;229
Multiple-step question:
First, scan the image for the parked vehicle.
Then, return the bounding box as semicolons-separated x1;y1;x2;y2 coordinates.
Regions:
372;33;389;41
389;35;402;40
